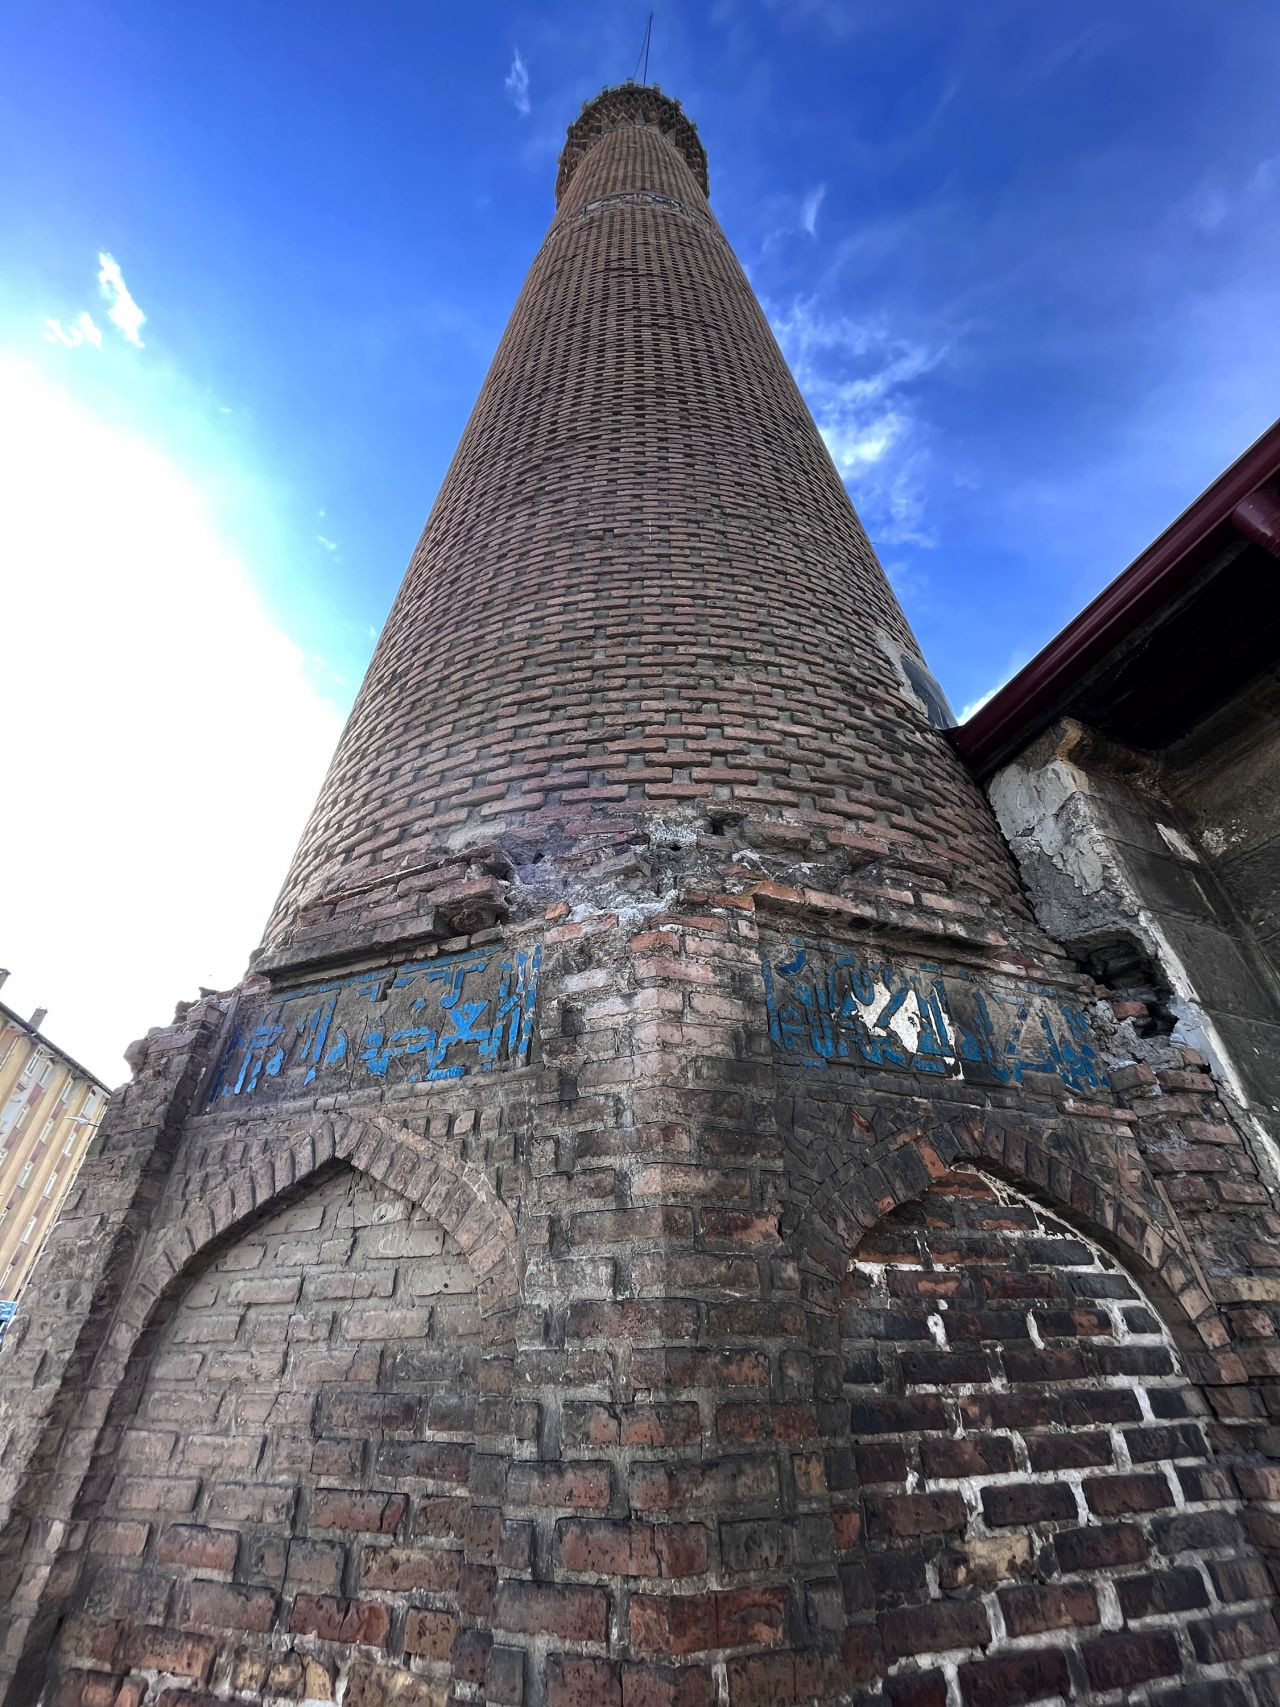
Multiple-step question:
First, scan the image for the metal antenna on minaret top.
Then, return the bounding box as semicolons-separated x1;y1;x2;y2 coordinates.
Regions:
631;12;654;85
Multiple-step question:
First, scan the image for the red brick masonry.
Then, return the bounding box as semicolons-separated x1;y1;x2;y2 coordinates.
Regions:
0;83;1276;1707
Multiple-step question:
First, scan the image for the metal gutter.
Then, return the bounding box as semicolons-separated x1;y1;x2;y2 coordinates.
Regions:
950;417;1280;778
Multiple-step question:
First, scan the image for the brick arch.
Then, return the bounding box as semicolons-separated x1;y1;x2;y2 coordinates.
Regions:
800;1113;1225;1355
4;1113;519;1707
835;1166;1280;1703
109;1110;519;1376
32;1133;516;1707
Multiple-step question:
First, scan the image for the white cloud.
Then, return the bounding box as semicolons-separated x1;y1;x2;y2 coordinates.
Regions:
1186;154;1278;235
885;558;928;607
43;312;103;350
0;359;343;1082
959;686;998;722
317;534;338;552
97;251;146;346
819;418;898;469
800;183;826;237
1187;183;1230;233
756;0;861;37
504;47;531;117
958;649;1033;723
769;296;943;546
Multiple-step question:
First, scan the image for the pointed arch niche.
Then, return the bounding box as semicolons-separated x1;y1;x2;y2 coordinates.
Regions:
51;1162;491;1705
841;1167;1279;1704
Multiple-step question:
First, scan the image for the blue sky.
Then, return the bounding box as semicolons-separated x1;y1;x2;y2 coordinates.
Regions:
2;0;1278;1076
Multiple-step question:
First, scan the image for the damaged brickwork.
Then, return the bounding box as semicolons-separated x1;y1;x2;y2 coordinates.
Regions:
0;83;1277;1707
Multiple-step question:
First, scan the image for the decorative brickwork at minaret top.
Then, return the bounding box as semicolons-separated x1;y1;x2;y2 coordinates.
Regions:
259;82;1035;974
555;83;709;202
2;81;1278;1707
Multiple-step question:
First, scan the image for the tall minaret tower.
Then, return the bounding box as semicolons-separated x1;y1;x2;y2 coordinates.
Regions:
2;84;1275;1707
257;83;1027;969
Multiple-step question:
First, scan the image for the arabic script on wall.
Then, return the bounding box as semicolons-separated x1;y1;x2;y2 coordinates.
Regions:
762;937;1104;1093
208;944;540;1106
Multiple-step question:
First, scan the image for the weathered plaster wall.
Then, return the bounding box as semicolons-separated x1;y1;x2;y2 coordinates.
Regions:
988;719;1280;1157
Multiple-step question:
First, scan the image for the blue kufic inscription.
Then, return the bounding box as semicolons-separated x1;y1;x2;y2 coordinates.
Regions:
208;943;541;1106
763;937;1103;1094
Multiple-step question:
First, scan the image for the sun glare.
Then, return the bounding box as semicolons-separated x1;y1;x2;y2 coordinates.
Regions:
0;358;342;1079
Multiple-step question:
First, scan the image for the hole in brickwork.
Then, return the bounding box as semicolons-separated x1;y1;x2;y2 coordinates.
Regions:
1070;933;1178;1037
55;1166;484;1703
705;806;744;841
844;1168;1278;1702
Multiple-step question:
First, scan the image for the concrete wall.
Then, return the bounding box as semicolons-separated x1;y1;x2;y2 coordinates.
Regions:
1165;672;1280;1086
988;716;1280;1157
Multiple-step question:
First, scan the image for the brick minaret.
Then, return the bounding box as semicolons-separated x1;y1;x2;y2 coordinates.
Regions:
2;84;1277;1707
259;83;1025;970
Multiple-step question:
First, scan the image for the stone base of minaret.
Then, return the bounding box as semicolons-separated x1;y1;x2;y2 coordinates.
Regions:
1;869;1277;1706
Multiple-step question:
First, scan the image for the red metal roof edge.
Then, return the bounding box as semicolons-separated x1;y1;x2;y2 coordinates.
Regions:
950;416;1280;777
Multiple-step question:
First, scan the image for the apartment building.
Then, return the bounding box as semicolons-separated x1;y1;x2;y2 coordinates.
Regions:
0;979;108;1309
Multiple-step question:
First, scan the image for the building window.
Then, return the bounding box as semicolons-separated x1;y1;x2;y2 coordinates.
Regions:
0;1090;28;1139
62;1129;77;1156
17;1163;33;1189
42;1171;58;1199
21;1217;37;1243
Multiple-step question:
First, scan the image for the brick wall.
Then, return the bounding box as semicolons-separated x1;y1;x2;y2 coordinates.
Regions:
260;87;1031;963
5;906;1280;1705
56;1168;485;1704
842;1169;1277;1705
2;83;1278;1707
